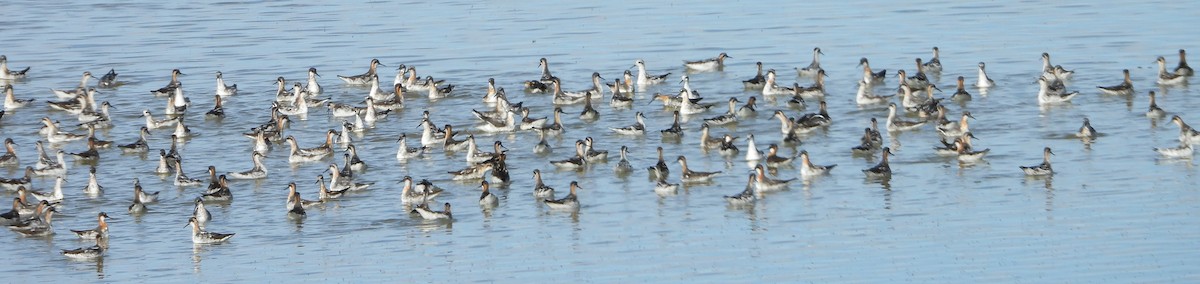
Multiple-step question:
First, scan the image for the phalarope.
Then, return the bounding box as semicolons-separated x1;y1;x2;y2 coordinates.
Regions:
718;134;740;156
699;123;726;149
1171;116;1200;144
0;138;17;167
550;141;588;170
660;111;684;137
649;147;670;180
549;78;584;105
764;144;795;167
226;152;267;180
0;198;20;225
315;175;347;200
950;76;971;101
886;103;926;132
214;71;237;96
1154;142;1194;158
792;70;827;99
475;108;517;132
286;190;306;219
855;80;893;105
150;69;183;96
534;58;556;84
702;98;739;126
526;169;555;198
1156;56;1188;86
338;58;384;85
1037;77;1079;104
395;134;428;160
284;135;331;163
82;167;103;194
173;119;193;138
128;182;149;214
154;150;172;174
0;55;31;80
12;194;41;220
518;108;548;131
1039;53;1067;81
391;176;430;203
4;85;33;110
96;68;118;88
543;181;580;210
684;52;730;71
858;58;888;86
796;47;824;77
896;69;930;91
142;109;178;130
465;138;504;164
187;217;235;244
724;174;757;205
1146;91;1167;118
761;70;794;96
862;147;893;178
414;202;453;220
33;148;67;177
736;96;758;117
442;125;471;151
580;89;600;121
29;177;65;202
1077;118;1098;140
205;95;225;119
1020;147;1054;176
419;118;447;146
955;139;990;163
1097;69;1134;95
71;212;110;240
302;67;322;95
12;207;56;237
744;134;763;161
923;47;943;73
1170;49;1193;76
800;150;836;177
974;62;994;88
613;146;634;174
677;155;720;183
937;111;974;138
754;164;796;192
609;79;634;107
173;160;205;187
448;160;495;180
654;177;680;196
476;180;500;208
633;59;671;86
284;182;321;210
604;70;635;94
68;137;100;161
743;62;767;89
62;236;108;260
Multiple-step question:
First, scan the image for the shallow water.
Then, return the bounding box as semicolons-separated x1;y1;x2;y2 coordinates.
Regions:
1;0;1198;282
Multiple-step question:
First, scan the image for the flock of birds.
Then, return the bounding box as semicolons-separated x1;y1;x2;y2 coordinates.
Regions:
0;47;1196;261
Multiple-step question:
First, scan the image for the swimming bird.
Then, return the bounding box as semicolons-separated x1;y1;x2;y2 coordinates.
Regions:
761;70;794;96
736;96;758;118
1171;116;1200;144
855;80;893;105
763;144;795;167
543;181;580;210
858;58;888;86
703;98;740;125
955;139;990;164
285;135;331;163
614;146;634;174
1040;53;1071;82
313;175;347;200
3;85;33;110
206;95;225;118
0;55;31;80
862;147;894;179
1077;118;1098;140
128;184;148;214
1037;77;1078;104
793;70;827;99
0;198;20;226
699;123;726;149
684;52;730;71
948;76;972;101
800;150;836;177
660;111;684;137
68;137;100;161
937;111;974;138
677;155;720;183
12;207;56;237
753;164;795;192
150;69;183;96
80;167;103;194
1154;142;1194;158
1169;49;1193;76
188;197;211;226
550;141;588;170
1020;147;1054;176
395;134;428;161
0;138;17;167
633;59;671;86
285;182;321;210
142;109;178;130
1146;91;1166;118
174;160;205;187
62;236;108;260
0;167;34;190
744;62;767;89
975;62;994;88
744;134;763;161
648;147;670;179
286;191;306;219
607;111;645;136
305;67;322;95
448;160;494;180
796;47;824;77
478;180;500;208
186;217;235;244
923;47;943;73
1156;56;1188;86
226;152;267;180
29;177;65;202
1097;69;1134;96
338;58;384;85
96;68;118;88
718;134;740;156
724;174;757;206
414;202;453;220
71;212;110;240
583;137;608;163
442;125;471;151
886;103;926;132
215;71;237;96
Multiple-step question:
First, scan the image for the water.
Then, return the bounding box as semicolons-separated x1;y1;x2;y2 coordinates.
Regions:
2;0;1199;282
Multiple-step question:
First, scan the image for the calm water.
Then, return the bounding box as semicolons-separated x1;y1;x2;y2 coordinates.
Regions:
2;0;1198;282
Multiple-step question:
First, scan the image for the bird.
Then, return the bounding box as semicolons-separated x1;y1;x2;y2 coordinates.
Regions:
796;47;824;77
1097;69;1134;96
633;59;671;86
1020;147;1055;176
543;181;581;210
743;62;767;89
677;155;721;183
478;180;499;208
414;202;453;220
724;174;757;206
338;58;384;85
186;217;235;244
1146;91;1167;118
214;71;238;96
923;47;943;73
1077;118;1098;140
684;52;730;71
975;62;994;88
1156;56;1188;86
70;212;111;240
753;164;795;192
800;150;836;177
862;147;894;179
3;85;34;110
